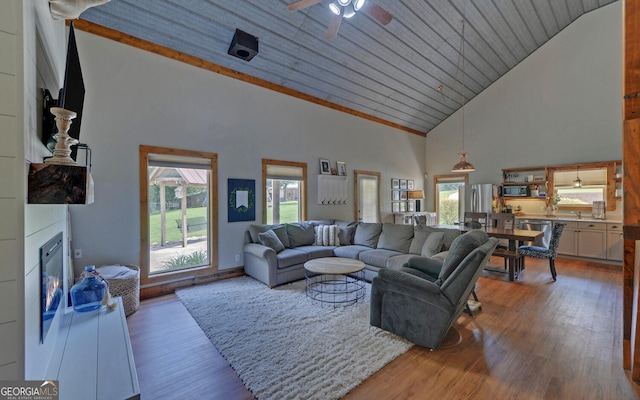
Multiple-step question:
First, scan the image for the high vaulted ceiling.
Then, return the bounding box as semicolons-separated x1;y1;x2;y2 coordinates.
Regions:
78;0;618;136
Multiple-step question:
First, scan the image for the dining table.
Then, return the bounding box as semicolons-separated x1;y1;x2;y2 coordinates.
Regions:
431;224;545;281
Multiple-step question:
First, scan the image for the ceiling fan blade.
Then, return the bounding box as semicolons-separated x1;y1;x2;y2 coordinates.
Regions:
287;0;323;12
362;1;393;25
325;11;343;40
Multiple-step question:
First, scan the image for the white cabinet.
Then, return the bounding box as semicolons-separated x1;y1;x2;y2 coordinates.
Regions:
607;223;623;261
577;221;607;259
557;221;578;256
394;212;436;225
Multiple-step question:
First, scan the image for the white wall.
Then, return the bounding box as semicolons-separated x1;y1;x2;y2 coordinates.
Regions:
425;3;623;210
67;30;426;273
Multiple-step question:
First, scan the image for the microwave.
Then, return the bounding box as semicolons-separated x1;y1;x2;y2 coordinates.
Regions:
503;185;529;197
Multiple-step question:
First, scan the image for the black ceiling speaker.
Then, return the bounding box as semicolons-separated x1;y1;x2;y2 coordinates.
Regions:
228;29;259;61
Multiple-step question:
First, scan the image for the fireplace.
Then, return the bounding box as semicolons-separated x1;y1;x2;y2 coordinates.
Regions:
40;232;63;343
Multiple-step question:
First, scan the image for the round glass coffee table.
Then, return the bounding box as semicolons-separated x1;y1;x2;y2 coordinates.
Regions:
304;257;366;307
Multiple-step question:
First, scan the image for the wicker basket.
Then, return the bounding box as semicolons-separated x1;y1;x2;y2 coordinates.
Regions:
98;265;140;316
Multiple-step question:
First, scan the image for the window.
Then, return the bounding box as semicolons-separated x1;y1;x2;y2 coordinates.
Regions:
263;159;307;224
140;146;218;287
433;174;468;225
553;168;606;208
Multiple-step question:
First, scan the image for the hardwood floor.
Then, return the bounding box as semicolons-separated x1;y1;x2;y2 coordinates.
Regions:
127;257;640;399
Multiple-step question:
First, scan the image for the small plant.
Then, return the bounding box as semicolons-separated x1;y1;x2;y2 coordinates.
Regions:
163;250;208;269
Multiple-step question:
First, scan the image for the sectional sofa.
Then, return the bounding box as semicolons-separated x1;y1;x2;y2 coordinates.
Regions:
242;220;462;287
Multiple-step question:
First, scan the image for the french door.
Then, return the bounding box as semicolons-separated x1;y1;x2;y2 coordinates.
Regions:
354;170;381;223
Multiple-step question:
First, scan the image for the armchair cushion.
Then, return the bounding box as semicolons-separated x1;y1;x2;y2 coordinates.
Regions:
437;230;488;285
403;256;443;280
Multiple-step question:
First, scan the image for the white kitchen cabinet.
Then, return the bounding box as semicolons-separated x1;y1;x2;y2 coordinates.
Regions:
577;221;607;259
557;221;578;256
607;223;623;261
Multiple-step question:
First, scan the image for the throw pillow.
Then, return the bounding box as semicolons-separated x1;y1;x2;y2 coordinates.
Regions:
272;225;290;248
338;225;355;245
314;225;341;246
421;232;445;257
286;222;316;247
258;229;285;253
353;222;382;248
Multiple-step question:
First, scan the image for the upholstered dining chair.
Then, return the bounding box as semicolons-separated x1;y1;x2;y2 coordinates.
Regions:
463;212;487;228
518;222;566;281
487;213;520;270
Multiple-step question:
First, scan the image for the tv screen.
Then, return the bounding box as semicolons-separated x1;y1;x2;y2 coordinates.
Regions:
57;21;85;161
40;232;64;343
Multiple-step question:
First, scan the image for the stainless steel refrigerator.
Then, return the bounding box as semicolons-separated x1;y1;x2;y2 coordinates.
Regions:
458;184;497;222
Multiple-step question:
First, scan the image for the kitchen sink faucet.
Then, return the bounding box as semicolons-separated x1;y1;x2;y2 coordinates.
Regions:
572;211;582;219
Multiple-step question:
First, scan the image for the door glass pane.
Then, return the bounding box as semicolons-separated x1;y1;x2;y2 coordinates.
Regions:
266;179;301;224
358;175;379;222
148;166;210;274
437;181;464;224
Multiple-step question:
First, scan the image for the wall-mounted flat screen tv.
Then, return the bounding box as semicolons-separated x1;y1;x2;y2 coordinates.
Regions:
45;21;85;161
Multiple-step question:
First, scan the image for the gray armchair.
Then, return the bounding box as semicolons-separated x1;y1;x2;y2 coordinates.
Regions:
370;230;498;349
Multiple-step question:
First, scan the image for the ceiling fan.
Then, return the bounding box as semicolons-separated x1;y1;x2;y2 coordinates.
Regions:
288;0;393;40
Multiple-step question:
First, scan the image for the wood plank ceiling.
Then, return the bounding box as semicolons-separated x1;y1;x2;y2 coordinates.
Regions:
79;0;618;136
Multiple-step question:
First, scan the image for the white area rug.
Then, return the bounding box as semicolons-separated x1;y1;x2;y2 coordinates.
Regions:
176;276;413;400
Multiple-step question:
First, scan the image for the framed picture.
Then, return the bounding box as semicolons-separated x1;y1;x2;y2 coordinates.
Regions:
399;202;407;212
228;179;256;222
408;201;415;212
336;161;347;176
320;159;331;175
408;180;415;190
400;191;407;200
391;178;399;189
392;191;400;201
400;179;407;190
392;202;400;212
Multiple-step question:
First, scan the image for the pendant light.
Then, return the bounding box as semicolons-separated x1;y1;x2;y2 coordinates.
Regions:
451;17;475;173
573;165;582;188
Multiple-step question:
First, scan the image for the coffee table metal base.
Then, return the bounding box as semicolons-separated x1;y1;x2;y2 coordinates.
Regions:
305;270;365;307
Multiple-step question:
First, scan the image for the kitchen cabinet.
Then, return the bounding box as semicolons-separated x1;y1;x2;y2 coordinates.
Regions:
607;222;623;261
557;221;578;256
501;166;548;200
577;221;607;259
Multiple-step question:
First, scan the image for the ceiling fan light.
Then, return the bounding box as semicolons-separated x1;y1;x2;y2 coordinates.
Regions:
337;0;351;6
343;4;356;18
329;2;340;15
353;0;366;11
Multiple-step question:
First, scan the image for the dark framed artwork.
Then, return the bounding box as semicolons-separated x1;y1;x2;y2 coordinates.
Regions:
391;178;400;189
228;179;255;222
400;179;407;190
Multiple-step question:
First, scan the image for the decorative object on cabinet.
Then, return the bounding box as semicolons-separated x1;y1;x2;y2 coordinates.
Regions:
317;174;347;204
319;159;331;175
408;190;425;212
228;179;256;222
336;161;347;176
45;107;79;166
70;265;109;312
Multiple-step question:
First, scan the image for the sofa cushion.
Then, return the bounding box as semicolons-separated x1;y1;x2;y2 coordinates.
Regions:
338;225;355;245
333;245;371;260
276;248;308;269
286;222;316;247
295;245;336;259
437;230;488;285
272;225;291;248
408;227;427;254
353;222;382;248
359;249;403;268
314;225;340;246
334;220;356;227
248;224;275;243
377;223;414;253
258;229;285;253
421;232;445;257
308;219;334;226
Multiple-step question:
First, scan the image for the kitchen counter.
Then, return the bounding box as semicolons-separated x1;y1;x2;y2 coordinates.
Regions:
512;214;621;224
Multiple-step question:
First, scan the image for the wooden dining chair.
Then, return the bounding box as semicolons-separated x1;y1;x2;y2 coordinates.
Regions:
463;212;487;228
487;213;523;274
